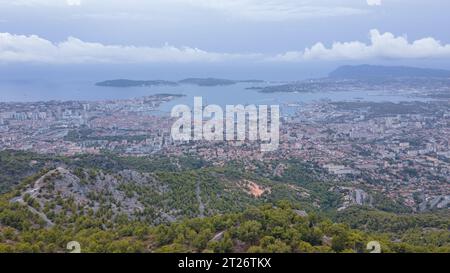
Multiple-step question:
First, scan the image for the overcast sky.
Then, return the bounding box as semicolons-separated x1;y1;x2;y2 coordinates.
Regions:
1;0;450;79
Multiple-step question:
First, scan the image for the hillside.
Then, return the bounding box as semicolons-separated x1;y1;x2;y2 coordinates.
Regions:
1;197;448;253
1;151;402;218
0;151;448;253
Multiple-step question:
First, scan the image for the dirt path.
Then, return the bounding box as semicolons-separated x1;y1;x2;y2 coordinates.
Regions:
10;169;59;228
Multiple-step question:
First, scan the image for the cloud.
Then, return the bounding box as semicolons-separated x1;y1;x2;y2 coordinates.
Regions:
2;30;450;64
2;0;81;7
271;29;450;61
0;32;260;64
366;0;382;6
4;0;68;6
177;0;368;21
2;1;368;21
66;0;81;6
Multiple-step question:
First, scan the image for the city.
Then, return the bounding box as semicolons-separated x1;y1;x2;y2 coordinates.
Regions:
1;81;448;213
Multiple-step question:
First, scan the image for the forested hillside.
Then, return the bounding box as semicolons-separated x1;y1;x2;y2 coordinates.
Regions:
0;151;448;253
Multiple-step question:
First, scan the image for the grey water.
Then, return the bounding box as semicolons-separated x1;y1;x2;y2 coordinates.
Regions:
0;79;430;114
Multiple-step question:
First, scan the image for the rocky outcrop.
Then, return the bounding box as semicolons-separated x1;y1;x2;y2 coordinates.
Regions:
419;195;450;211
334;187;373;211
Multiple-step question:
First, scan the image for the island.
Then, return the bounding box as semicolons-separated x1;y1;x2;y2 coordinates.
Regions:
96;78;265;87
95;79;178;87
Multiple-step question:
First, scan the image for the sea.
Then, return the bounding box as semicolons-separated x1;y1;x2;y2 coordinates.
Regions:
0;79;431;116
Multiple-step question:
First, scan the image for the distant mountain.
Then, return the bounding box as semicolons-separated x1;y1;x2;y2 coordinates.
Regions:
96;79;178;87
329;65;450;79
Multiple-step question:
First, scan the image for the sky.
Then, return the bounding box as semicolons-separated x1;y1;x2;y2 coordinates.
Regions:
1;0;450;80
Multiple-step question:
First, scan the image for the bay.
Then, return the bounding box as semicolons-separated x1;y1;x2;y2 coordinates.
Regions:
0;79;429;115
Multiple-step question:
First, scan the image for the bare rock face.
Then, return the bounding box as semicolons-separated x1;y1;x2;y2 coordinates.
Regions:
353;189;371;206
419;195;450;211
210;231;225;242
334;187;373;211
11;167;174;224
293;209;308;217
